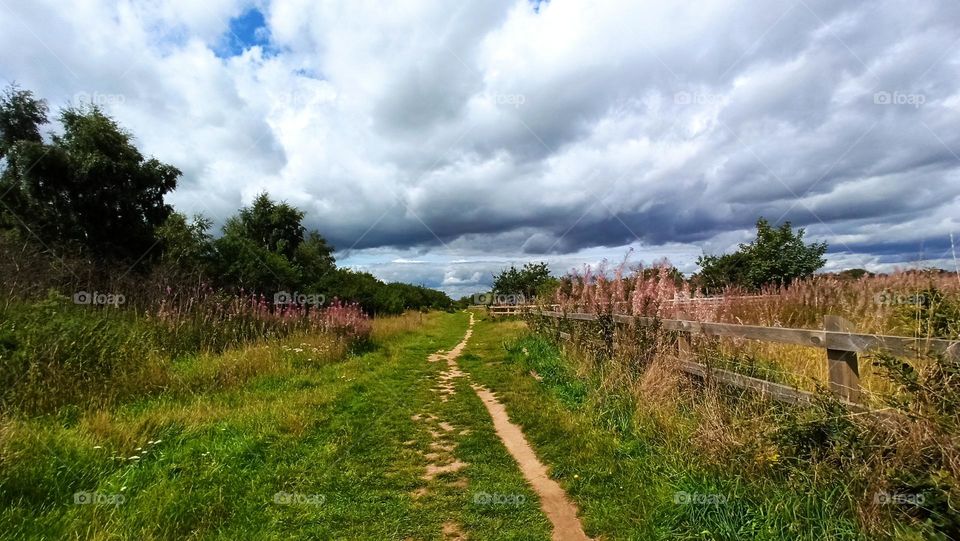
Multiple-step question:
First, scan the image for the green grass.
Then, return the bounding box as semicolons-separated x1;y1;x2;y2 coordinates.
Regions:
7;308;938;539
458;313;869;540
0;311;555;539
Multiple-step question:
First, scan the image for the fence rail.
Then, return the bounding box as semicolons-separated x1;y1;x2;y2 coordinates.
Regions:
486;305;533;316
535;310;960;405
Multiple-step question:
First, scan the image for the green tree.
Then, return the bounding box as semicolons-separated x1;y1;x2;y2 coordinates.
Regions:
492;262;556;301
0;87;180;260
156;212;213;268
209;234;300;292
696;218;827;290
212;193;336;293
293;231;336;283
223;193;305;260
0;84;47;158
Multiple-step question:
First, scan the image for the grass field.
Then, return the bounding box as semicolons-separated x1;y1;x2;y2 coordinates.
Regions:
2;309;952;539
1;312;555;539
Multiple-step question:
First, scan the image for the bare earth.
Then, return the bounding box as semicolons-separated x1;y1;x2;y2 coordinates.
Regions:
423;314;592;541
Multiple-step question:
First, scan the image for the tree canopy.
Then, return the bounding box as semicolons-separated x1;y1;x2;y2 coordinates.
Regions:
0;84;453;315
491;262;556;301
695;218;827;291
0;86;180;260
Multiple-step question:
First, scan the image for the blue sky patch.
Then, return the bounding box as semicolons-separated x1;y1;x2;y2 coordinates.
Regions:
530;0;549;13
217;8;273;58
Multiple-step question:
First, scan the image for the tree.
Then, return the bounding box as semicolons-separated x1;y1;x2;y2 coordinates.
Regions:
212;193;336;293
836;268;872;280
695;218;827;290
492;262;556;301
209;233;300;291
293;231;336;283
694;251;752;292
0;84;47;159
0;88;180;260
156;212;213;268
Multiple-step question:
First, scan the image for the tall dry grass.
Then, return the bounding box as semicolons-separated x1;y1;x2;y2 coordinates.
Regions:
530;260;960;537
547;260;959;393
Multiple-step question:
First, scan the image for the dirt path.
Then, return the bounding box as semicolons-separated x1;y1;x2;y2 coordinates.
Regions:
420;314;591;541
470;384;591;541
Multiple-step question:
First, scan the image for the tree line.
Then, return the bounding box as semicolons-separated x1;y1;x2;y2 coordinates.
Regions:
0;84;451;314
477;219;830;305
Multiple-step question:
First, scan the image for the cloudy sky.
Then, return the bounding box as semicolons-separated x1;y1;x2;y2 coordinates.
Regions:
2;0;959;297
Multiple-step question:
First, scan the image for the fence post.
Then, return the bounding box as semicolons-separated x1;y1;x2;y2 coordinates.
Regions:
675;309;692;359
824;315;860;403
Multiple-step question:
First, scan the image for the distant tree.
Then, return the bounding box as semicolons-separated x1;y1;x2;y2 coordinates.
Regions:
694;251;752;292
0;87;180;260
223;193;305;260
209;233;300;292
492;262;555;301
156;212;213;269
837;268;872;280
293;231;336;282
312;268;450;315
212;193;336;293
696;218;827;290
0;84;47;159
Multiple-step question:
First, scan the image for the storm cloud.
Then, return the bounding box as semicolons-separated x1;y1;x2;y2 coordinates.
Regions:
1;0;959;297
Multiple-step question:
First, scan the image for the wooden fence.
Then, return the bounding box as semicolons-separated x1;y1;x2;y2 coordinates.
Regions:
536;310;960;407
486;305;533;317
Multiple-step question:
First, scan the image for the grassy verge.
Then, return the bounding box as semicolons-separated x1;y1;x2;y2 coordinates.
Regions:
0;311;556;539
459;312;877;540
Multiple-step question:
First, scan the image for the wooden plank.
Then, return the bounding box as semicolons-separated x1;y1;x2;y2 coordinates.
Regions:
677;360;816;405
676;360;875;412
538;310;960;356
825;315;860;403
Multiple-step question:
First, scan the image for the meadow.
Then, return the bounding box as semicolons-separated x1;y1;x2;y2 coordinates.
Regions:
1;264;958;538
521;263;960;538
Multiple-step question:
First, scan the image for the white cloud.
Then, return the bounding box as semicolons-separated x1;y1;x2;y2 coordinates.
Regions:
1;0;959;295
